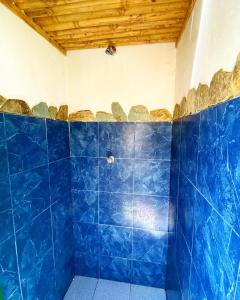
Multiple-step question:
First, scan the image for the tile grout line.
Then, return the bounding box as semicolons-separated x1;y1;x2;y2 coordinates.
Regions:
3;114;23;300
92;278;100;300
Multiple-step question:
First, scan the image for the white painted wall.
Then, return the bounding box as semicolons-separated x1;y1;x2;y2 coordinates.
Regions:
0;4;66;108
66;44;176;114
174;0;203;102
175;0;240;102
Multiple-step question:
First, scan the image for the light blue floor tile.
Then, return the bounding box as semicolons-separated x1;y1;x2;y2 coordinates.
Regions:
64;276;98;300
130;284;166;300
93;279;130;300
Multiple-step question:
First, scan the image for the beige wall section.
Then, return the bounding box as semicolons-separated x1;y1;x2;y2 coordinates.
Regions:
0;4;66;107
175;0;240;103
66;43;176;114
192;0;240;86
174;0;203;103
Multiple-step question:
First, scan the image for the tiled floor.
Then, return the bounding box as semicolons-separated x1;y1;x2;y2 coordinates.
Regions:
64;276;166;300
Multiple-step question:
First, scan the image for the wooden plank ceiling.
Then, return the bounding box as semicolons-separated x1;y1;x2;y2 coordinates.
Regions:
2;0;196;55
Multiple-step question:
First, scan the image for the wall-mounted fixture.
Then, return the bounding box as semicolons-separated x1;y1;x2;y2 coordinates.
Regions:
105;45;117;56
106;151;115;164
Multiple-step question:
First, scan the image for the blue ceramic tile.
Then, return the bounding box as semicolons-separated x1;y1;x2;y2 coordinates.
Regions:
169;160;180;199
176;228;191;300
72;190;98;224
188;264;207;300
0;180;11;213
16;209;52;277
55;248;74;300
99;192;132;227
5;114;48;174
134;160;170;196
132;229;168;264
168;197;177;232
73;223;99;255
133;194;169;231
49;158;71;204
171;120;182;162
235;280;240;300
197;105;240;234
74;252;99;278
0;120;12;220
132;260;166;288
192;188;239;300
70;122;98;157
180;114;200;184
71;157;98;191
0;125;8;182
135;123;172;160
52;200;73;259
99;225;132;259
11;165;50;231
20;250;57;300
177;175;195;252
99;256;132;283
47;119;70;162
0;209;14;244
99;122;135;158
0;237;20;300
99;158;133;193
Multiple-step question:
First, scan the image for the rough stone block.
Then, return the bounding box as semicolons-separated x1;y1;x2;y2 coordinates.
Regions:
128;105;149;121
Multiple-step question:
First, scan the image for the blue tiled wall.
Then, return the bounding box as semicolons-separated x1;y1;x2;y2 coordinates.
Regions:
167;97;240;300
70;122;172;288
0;114;74;300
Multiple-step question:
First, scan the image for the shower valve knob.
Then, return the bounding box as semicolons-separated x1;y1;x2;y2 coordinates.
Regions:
106;155;115;164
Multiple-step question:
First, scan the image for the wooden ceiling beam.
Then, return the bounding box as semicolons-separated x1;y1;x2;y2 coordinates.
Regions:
43;12;186;32
14;0;90;10
176;0;196;46
49;20;183;37
56;28;180;44
34;3;189;26
54;27;182;42
64;36;177;50
15;0;188;10
1;0;66;55
25;2;122;18
6;0;191;51
61;33;178;45
26;0;189;19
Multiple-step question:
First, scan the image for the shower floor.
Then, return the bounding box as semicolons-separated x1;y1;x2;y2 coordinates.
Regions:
64;276;166;300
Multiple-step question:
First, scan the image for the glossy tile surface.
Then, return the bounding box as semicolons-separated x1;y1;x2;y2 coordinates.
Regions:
167;97;240;300
70;122;172;286
135;122;172;160
99;256;132;283
99;158;133;193
11;165;50;231
99;225;132;258
71;157;98;191
47;119;70;162
0;113;73;299
99;122;135;158
134;159;170;196
70;122;98;157
99;192;132;227
5;114;47;174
